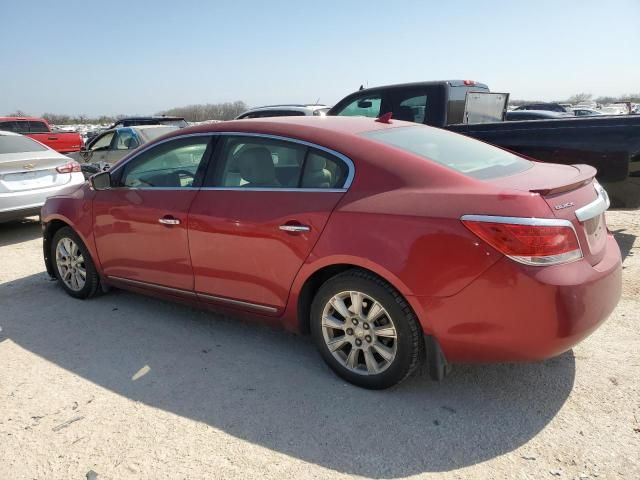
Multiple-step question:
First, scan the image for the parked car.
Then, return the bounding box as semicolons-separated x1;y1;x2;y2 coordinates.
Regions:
85;116;188;143
108;116;188;129
506;110;573;120
600;106;628;115
0;132;84;222
572;108;604;116
328;81;640;208
515;103;572;113
236;104;330;119
41;116;621;389
69;125;179;177
0;117;83;154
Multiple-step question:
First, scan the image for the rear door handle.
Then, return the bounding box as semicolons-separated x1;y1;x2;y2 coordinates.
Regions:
279;224;310;233
159;216;181;225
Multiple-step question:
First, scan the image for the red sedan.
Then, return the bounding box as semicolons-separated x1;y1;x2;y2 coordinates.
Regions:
41;116;622;389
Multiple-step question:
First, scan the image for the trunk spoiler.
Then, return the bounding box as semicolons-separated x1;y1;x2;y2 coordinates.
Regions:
529;164;597;196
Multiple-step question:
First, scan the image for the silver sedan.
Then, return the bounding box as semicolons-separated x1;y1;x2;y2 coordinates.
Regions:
0;132;85;222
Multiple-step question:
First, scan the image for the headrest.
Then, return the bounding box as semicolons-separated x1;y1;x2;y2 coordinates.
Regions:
237;147;277;186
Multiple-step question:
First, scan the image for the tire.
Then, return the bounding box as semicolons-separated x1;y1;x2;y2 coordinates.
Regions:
51;226;100;299
310;269;423;389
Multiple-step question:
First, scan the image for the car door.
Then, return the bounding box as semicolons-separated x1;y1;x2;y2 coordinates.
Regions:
82;131;115;163
106;128;140;164
93;134;213;291
187;133;353;314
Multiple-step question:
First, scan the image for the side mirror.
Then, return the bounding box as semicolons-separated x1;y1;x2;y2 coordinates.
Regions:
357;100;373;108
90;171;112;190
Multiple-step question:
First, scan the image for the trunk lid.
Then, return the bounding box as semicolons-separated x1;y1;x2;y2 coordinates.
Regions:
0;151;74;193
490;162;609;266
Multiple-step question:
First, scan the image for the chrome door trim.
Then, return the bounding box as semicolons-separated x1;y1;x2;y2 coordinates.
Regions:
197;292;278;313
107;276;197;298
108;275;279;313
575;182;610;222
108;131;355;190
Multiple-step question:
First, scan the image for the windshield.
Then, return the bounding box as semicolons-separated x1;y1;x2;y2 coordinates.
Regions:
0;135;48;154
362;126;532;180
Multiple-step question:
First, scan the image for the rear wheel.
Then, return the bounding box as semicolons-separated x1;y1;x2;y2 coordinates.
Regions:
51;227;100;299
310;269;423;389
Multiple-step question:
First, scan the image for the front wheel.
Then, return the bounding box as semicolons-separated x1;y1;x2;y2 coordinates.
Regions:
310;269;423;389
51;226;100;299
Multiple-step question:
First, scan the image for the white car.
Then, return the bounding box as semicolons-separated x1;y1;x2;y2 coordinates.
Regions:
0;131;84;222
236;104;330;119
600;105;628;115
572;108;604;116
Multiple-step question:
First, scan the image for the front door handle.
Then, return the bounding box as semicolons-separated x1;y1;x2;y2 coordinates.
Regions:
279;224;310;233
159;216;181;225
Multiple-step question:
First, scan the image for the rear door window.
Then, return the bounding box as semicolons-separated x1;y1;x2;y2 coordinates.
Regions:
28;121;49;133
301;149;350;189
15;121;29;134
208;136;306;188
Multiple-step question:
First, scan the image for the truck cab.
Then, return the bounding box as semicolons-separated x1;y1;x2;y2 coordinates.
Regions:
328;80;507;126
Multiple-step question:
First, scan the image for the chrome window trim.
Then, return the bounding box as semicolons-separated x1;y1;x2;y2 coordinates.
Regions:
108;131;355;191
108;276;278;313
460;214;583;266
199;187;347;193
575;182;610;222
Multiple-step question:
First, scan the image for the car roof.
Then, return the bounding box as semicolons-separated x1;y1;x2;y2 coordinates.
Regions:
115;116;185;121
347;80;489;95
0;116;46;122
0;130;21;136
176;115;412;137
240;105;329;114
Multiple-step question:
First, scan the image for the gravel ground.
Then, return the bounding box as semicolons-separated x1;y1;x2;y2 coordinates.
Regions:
0;212;638;480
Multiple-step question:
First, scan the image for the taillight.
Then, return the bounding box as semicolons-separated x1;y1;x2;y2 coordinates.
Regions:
461;215;582;266
56;161;82;174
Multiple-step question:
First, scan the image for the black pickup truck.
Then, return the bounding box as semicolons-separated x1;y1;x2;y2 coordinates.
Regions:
328;81;640;208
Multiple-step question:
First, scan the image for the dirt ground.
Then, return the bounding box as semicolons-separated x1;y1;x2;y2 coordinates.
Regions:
0;211;639;480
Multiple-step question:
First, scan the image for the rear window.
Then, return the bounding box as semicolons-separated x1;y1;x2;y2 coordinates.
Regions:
362;126;531;180
0;135;48;154
139;126;178;142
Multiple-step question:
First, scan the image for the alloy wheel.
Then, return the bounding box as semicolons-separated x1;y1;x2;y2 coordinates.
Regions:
55;237;86;292
321;290;398;375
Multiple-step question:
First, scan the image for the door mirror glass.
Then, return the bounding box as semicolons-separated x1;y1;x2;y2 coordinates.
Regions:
90;171;111;190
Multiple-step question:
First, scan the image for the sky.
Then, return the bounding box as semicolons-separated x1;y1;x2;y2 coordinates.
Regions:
1;0;639;116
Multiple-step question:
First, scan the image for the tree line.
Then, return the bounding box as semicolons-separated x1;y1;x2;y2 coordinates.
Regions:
4;100;249;125
6;93;639;125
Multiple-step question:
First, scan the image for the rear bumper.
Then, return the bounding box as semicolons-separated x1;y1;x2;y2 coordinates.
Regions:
415;233;622;363
0;173;84;220
0;206;42;222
